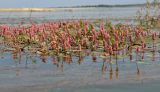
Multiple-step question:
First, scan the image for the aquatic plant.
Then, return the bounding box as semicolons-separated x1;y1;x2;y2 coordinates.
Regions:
136;0;160;29
0;19;155;57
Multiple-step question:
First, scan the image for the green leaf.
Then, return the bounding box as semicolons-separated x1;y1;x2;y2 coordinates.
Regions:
32;59;37;64
0;36;4;41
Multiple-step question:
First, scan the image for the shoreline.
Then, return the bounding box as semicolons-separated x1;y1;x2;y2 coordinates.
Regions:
0;8;57;12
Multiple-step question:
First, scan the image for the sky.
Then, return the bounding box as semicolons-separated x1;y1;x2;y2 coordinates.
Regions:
0;0;154;8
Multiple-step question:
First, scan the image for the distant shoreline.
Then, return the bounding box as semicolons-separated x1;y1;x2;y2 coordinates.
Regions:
69;4;146;8
0;2;159;12
0;8;57;12
54;3;158;8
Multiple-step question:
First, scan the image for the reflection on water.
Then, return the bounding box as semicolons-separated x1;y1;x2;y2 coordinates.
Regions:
1;42;160;92
0;42;160;81
0;7;160;92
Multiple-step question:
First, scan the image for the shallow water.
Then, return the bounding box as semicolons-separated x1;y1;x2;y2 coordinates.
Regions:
0;42;160;92
0;6;160;92
0;7;141;24
0;7;140;19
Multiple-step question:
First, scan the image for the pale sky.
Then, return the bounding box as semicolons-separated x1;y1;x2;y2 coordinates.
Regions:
0;0;154;8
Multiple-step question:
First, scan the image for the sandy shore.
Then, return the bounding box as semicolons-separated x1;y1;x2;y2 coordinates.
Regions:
0;8;57;12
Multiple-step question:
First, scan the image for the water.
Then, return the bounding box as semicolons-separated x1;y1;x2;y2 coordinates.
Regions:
1;6;160;92
0;7;141;24
1;44;160;92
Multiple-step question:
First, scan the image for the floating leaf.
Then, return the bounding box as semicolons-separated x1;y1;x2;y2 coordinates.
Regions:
32;59;37;64
111;61;116;64
137;62;145;64
0;36;4;41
